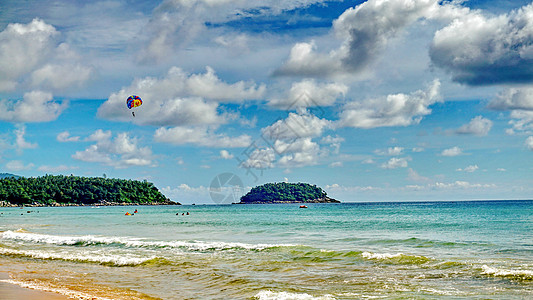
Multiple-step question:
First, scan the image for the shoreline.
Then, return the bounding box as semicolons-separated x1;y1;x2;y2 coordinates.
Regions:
0;202;180;208
0;271;69;300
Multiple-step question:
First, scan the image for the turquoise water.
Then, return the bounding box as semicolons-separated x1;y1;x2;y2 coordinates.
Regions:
0;201;532;299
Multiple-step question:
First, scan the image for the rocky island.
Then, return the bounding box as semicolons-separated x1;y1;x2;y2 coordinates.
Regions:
238;182;340;204
0;174;178;207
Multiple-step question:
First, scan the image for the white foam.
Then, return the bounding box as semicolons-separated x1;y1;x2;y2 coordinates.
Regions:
481;265;533;278
0;248;154;266
0;279;114;300
0;230;292;251
361;251;403;260
255;290;336;300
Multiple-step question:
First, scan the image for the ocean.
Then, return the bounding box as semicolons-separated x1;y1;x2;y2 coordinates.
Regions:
0;201;531;299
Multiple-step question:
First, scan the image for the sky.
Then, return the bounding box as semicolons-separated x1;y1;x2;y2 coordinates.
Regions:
1;0;533;204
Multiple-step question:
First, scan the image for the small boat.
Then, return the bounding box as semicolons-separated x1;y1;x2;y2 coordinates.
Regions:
299;205;308;208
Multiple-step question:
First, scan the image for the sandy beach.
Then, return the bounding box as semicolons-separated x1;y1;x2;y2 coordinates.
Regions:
0;271;69;300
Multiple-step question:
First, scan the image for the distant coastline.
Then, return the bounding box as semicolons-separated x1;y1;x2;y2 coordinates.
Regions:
0;174;179;207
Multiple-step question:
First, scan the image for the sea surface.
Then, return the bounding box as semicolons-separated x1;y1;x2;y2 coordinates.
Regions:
0;201;532;299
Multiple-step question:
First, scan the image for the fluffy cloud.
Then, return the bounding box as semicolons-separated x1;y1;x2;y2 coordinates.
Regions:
525;136;533;151
455;116;493;136
430;3;533;85
14;125;37;152
489;88;533;135
139;0;328;62
72;130;154;168
375;147;404;156
239;147;276;170
489;88;533;111
98;67;264;126
0;19;57;91
57;131;80;142
338;80;441;128
441;146;462;157
275;137;321;168
262;111;331;141
154;126;251;148
0;91;68;123
274;0;463;77
380;157;409;169
456;165;479;172
37;165;77;173
268;79;347;109
5;160;34;172
0;19;92;92
219;150;234;159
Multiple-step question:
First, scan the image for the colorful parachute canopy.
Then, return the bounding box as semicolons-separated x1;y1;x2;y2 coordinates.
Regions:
126;95;142;109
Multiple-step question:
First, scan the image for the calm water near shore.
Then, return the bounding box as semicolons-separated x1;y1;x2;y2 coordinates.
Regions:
0;201;532;299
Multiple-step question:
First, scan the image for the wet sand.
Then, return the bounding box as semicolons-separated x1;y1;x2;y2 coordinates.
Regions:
0;272;69;300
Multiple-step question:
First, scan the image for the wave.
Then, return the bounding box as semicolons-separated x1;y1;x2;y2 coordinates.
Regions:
0;247;157;267
361;251;432;265
254;290;336;300
0;230;292;252
481;265;533;281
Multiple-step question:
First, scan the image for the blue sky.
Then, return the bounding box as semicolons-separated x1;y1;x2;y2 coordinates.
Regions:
1;0;533;204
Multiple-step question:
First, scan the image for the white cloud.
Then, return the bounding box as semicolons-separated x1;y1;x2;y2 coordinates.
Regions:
57;131;80;142
0;18;57;91
239;147;276;169
441;146;462;157
276;137;321;168
98;67;263;126
455;116;493;136
185;66;265;102
375;147;404;156
5;160;34;171
525;136;533;151
154;126;251;148
0;18;92;92
507;110;533;134
430;3;533;85
456;165;479;172
431;181;496;190
407;168;430;183
38;165;77;173
329;161;343;168
489;87;533;111
262;111;331;141
380;157;409;169
72;130;155;168
220;150;234;159
268;79;347;108
321;135;344;154
274;0;464;77
339;80;441;128
14;125;37;151
489;88;533;135
139;0;328;63
0;91;68;123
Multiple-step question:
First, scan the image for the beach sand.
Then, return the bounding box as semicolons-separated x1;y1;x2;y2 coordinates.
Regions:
0;272;69;300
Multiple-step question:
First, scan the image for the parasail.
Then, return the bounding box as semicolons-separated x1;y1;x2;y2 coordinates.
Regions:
126;95;142;109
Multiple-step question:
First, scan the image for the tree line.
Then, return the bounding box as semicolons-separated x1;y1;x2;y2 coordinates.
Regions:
240;182;328;203
0;175;172;205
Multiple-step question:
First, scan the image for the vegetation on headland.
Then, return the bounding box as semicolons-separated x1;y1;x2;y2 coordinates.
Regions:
0;174;177;206
239;182;340;204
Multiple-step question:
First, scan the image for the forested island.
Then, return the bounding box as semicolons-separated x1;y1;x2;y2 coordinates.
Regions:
239;182;339;204
0;174;177;207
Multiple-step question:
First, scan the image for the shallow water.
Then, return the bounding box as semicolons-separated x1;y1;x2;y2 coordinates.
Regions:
0;201;532;299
